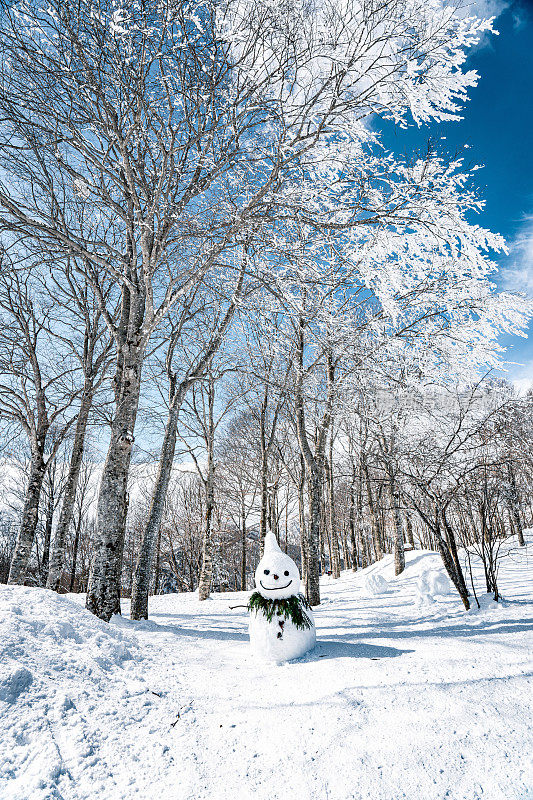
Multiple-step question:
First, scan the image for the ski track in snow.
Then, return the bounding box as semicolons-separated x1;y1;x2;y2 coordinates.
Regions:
1;539;532;800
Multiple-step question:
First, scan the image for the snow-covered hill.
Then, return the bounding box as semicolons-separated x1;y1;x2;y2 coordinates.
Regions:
1;540;532;800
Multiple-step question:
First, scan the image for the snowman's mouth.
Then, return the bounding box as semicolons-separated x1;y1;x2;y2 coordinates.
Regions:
259;580;292;591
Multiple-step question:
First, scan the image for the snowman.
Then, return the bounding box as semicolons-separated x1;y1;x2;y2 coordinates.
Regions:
248;532;316;663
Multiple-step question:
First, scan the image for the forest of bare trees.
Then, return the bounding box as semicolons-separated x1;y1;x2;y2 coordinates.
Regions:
0;0;531;621
2;316;532;615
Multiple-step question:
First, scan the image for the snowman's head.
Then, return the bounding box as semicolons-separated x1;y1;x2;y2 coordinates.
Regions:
255;532;300;599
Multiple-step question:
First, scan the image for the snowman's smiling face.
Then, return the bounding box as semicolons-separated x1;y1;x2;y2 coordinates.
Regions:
255;551;301;600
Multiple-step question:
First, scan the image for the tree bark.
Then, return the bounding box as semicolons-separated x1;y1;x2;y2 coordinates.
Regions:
86;331;143;621
354;460;365;570
349;478;357;570
435;524;470;611
41;471;55;585
361;534;369;568
305;466;322;604
405;511;414;548
130;397;179;619
341;525;349;572
69;516;83;592
198;478;215;600
154;527;161;596
389;478;405;576
441;509;469;599
8;451;47;585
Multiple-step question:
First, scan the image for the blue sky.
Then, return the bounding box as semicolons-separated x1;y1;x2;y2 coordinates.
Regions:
381;0;533;390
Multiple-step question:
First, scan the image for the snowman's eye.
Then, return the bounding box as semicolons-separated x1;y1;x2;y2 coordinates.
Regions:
264;569;270;575
284;570;289;576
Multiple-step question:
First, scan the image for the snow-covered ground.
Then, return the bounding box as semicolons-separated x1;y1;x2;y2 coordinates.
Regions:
1;540;532;800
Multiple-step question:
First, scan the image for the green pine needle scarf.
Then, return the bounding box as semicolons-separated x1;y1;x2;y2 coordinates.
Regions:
248;591;313;630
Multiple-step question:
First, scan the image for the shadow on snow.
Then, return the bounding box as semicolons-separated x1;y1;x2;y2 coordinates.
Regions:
308;640;413;661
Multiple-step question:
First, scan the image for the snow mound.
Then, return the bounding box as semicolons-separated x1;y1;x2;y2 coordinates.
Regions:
414;569;451;606
0;586;143;800
0;586;137;704
0;665;33;704
363;573;389;595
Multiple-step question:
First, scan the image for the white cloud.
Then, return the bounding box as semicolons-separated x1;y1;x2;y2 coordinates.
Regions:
502;215;533;295
504;356;533;395
464;0;509;18
512;9;527;30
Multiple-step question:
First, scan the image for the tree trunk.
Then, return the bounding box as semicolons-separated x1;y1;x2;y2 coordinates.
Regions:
47;388;93;592
259;399;268;557
341;526;349;572
69;516;83;592
507;464;525;546
269;484;279;541
436;532;470;610
389;478;405;576
41;507;53;580
198;381;215;601
284;483;289;553
305;466;322;604
8;451;47;584
41;473;54;585
361;534;369;568
327;442;340;578
433;510;469;610
293;320;322;605
240;497;247;591
130;398;179;619
198;483;214;600
405;511;414;548
441;509;469;599
86;337;143;622
363;457;382;561
349;465;358;571
322;467;331;570
298;455;309;592
154;526;161;596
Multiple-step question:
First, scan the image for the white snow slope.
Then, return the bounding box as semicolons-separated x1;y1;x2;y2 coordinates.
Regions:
1;538;532;800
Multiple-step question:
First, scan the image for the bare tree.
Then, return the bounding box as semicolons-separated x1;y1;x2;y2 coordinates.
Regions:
130;273;245;619
0;265;79;584
291;319;337;604
46;267;112;591
217;413;261;590
176;364;243;599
